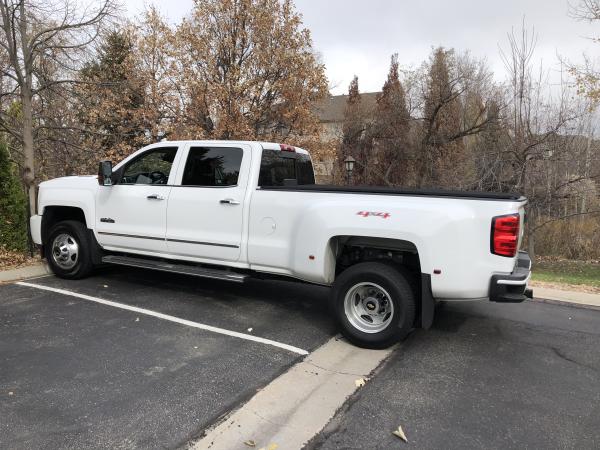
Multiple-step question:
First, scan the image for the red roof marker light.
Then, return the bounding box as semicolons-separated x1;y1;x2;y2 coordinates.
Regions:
280;144;296;152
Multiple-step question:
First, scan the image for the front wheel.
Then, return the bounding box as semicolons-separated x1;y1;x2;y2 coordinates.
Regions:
331;262;416;349
45;220;94;279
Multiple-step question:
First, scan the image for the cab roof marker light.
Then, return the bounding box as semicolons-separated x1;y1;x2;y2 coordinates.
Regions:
279;144;296;152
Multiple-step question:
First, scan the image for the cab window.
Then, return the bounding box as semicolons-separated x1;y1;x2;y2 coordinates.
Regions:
120;147;178;185
258;150;315;187
181;147;243;187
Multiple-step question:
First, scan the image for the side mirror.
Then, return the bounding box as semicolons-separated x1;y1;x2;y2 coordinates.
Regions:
98;160;113;186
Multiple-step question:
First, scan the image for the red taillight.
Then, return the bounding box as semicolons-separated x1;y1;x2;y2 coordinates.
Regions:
280;144;296;152
491;214;520;257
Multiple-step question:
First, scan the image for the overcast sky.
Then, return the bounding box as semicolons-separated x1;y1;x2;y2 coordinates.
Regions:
124;0;598;95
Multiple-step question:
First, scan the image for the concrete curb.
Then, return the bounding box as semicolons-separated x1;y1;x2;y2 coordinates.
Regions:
532;297;600;311
192;337;394;450
531;286;600;310
0;262;51;284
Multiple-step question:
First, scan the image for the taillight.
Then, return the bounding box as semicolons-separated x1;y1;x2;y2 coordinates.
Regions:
491;214;520;257
280;144;296;152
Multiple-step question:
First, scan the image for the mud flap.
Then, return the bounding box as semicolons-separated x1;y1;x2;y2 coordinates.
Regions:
421;273;435;329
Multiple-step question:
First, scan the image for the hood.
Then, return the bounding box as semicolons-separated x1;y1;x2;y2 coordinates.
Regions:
39;175;99;189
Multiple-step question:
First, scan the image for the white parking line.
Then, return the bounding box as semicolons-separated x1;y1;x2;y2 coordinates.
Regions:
16;281;309;356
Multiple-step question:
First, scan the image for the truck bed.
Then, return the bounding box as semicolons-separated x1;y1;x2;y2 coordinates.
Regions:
259;184;524;201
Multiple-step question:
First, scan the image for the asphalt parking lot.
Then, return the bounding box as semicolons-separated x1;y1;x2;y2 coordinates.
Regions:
310;300;600;449
0;267;335;449
1;268;600;449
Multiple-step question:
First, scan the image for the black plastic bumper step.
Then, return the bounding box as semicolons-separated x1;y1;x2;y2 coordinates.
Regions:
101;255;248;283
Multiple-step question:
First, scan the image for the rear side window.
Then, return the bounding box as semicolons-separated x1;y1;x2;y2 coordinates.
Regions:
258;150;315;187
181;147;243;186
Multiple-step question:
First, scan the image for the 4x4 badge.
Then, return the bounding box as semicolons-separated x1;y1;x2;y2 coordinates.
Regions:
356;211;390;219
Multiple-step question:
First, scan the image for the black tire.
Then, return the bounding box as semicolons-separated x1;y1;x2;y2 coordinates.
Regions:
45;220;94;279
331;262;416;349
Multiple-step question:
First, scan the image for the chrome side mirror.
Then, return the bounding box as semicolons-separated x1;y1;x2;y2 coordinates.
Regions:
98;160;113;186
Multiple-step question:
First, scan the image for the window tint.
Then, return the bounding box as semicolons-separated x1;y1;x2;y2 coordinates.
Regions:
258;150;315;187
181;147;243;186
120;147;177;185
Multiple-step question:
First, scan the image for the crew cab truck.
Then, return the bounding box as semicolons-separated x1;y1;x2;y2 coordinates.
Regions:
29;140;533;348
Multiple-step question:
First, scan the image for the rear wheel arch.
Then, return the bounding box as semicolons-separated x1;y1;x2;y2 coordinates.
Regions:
327;235;422;278
326;235;434;330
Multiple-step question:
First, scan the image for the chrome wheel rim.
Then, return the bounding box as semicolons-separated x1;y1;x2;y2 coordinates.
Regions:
344;282;394;333
51;233;79;270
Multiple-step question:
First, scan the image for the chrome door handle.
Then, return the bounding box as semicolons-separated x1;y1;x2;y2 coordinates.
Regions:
220;198;240;205
147;194;165;200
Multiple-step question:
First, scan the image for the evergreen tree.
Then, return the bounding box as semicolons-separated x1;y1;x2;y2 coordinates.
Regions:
339;76;366;184
78;30;148;164
369;54;411;186
0;140;28;253
419;47;465;187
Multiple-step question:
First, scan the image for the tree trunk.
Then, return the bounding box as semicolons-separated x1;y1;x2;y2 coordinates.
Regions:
22;86;36;217
527;227;535;261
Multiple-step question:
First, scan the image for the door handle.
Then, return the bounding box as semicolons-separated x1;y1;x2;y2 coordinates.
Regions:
147;194;165;200
220;198;240;205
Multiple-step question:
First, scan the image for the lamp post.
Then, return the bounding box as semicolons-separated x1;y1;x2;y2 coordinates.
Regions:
344;155;356;185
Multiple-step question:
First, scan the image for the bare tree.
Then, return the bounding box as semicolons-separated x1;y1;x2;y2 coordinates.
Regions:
413;48;498;188
492;23;599;258
0;0;114;215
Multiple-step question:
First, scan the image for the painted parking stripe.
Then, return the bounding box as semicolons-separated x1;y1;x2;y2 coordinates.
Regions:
16;281;309;356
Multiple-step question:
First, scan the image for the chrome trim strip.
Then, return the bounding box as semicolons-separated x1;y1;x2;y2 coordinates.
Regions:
167;237;239;248
97;231;239;248
98;231;164;241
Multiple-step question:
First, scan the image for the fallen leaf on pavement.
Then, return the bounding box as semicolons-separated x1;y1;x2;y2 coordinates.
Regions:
243;440;256;447
247;327;253;332
135;317;140;322
393;425;407;442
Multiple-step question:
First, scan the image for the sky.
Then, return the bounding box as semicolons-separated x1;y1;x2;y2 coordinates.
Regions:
124;0;599;95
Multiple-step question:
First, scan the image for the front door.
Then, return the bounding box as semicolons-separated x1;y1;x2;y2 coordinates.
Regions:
96;146;180;253
166;144;250;262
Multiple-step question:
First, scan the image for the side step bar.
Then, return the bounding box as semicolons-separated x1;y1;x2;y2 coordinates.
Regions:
101;255;248;283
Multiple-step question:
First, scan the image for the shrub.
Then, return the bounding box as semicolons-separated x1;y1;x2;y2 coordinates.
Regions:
0;140;28;253
534;216;600;260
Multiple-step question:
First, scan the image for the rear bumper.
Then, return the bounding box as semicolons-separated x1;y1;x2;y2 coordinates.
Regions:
489;251;533;303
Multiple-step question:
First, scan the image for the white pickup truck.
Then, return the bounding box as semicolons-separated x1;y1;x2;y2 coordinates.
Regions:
30;140;532;348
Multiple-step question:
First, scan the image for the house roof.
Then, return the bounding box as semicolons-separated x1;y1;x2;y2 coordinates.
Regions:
314;92;380;123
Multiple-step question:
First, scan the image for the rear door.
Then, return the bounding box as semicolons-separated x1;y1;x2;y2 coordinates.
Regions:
165;143;251;262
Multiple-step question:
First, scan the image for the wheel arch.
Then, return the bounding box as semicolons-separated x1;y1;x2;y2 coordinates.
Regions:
41;206;88;245
326;235;435;329
42;208;104;265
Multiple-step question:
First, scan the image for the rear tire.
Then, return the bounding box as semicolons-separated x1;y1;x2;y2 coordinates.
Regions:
45;220;94;279
331;262;416;349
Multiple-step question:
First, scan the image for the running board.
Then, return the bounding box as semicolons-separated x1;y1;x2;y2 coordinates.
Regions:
101;255;248;283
